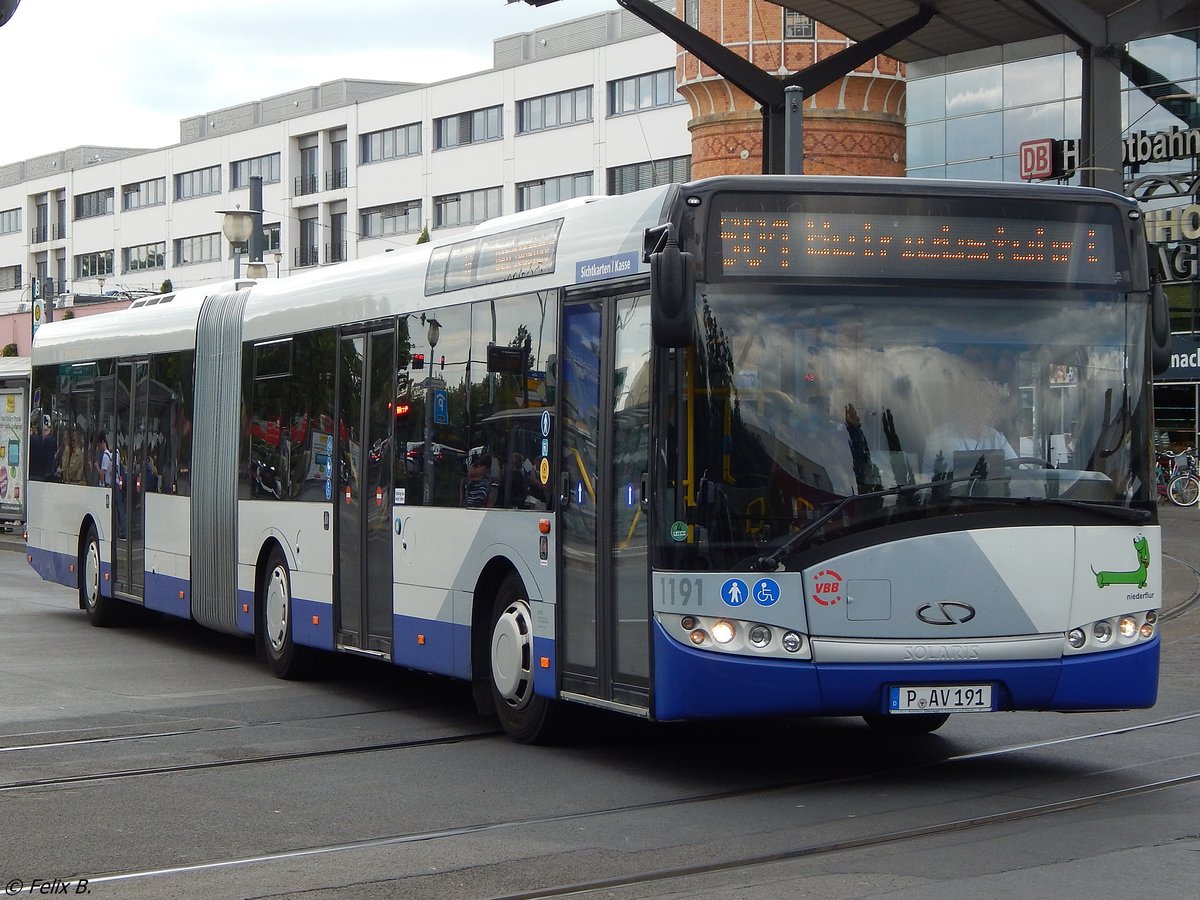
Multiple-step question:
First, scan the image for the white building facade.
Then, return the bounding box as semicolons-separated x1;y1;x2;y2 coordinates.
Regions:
0;4;690;324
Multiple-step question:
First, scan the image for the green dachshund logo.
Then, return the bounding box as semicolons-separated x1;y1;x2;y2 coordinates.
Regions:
1093;535;1150;589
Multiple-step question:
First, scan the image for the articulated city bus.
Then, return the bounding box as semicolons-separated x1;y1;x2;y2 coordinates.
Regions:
26;176;1169;742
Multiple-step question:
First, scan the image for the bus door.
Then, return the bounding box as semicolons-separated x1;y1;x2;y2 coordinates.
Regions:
112;359;149;602
334;325;396;656
558;292;652;711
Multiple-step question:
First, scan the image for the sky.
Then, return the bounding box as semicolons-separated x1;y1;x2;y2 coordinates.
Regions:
0;0;618;165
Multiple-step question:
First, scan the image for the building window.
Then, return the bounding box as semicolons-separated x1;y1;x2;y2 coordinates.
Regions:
784;11;814;39
122;178;166;211
74;189;114;220
434;187;501;228
517;172;593;211
175;166;221;201
174;233;221;265
264;222;281;252
297;217;319;267
328;212;347;263
0;208;20;235
361;123;421;163
361;201;422;238
327;140;348;190
123;241;166;273
517;87;592;133
608;69;678;116
684;0;699;27
0;265;20;291
608;156;691;194
231;153;281;188
75;250;114;279
434;106;502;149
296;147;319;196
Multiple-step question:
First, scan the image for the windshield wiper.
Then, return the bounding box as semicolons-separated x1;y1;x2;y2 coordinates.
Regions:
753;477;958;572
752;478;1151;572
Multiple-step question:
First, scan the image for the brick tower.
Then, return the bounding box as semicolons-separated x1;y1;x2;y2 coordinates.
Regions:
675;1;906;178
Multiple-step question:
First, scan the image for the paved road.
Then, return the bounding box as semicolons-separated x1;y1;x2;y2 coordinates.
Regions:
1;509;1198;899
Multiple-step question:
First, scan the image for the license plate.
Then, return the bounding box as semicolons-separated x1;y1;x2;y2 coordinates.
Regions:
889;684;994;714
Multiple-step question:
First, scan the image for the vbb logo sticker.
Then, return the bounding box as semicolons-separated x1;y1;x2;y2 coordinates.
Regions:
811;569;842;606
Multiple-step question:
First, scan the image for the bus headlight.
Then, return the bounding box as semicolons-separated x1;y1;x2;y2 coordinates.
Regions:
662;614;810;659
1065;610;1159;654
711;620;736;644
781;631;804;653
748;625;772;648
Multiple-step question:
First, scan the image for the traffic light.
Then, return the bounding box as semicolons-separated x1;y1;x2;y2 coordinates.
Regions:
412;353;425;370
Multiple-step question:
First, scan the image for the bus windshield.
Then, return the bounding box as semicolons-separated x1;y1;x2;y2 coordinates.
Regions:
669;284;1152;570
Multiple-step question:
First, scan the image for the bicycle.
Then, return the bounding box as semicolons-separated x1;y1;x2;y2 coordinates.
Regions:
1162;448;1200;506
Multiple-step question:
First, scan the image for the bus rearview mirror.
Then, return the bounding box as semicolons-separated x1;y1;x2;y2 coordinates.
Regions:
651;239;695;348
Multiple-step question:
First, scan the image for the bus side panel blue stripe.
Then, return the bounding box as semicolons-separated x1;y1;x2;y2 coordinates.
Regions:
27;547;75;591
392;614;466;679
293;597;334;651
533;636;555;697
1052;639;1159;708
144;572;191;620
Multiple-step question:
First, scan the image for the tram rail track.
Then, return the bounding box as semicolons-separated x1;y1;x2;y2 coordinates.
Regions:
54;709;1200;890
0;728;502;793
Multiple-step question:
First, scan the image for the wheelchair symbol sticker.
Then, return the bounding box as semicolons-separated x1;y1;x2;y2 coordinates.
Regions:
754;578;780;606
721;578;749;607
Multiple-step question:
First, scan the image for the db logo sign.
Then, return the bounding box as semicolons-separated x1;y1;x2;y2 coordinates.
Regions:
811;569;843;606
1019;139;1055;180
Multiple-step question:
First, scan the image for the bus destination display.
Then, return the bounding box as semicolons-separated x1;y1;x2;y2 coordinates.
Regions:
716;211;1119;285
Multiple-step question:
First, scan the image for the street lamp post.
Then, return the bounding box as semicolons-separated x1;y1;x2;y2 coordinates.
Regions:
274;251;283;278
217;206;255;279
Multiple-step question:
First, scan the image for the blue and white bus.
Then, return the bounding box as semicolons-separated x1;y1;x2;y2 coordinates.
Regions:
26;175;1168;741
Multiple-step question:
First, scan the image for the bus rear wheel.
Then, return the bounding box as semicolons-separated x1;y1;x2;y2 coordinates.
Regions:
489;573;559;744
863;713;950;735
259;546;311;679
79;523;121;627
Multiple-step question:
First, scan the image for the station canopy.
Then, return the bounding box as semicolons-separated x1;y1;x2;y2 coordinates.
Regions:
770;1;1200;62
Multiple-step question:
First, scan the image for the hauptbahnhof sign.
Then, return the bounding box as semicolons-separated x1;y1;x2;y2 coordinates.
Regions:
1020;128;1200;181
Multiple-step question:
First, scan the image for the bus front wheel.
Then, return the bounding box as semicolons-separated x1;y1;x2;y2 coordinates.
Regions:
259;546;311;679
80;523;120;627
489;573;559;744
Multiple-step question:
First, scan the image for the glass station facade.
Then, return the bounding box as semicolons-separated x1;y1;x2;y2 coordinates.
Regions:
906;30;1200;453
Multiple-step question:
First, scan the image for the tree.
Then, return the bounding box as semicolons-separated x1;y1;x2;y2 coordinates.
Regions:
160;278;173;294
416;225;431;244
1;343;16;357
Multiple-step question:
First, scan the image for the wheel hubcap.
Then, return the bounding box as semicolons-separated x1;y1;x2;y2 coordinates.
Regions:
84;540;100;609
265;565;289;654
491;599;534;710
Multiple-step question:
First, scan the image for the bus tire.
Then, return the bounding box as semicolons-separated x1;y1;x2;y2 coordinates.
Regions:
259;546;311;680
80;523;121;627
489;572;559;744
863;713;950;735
